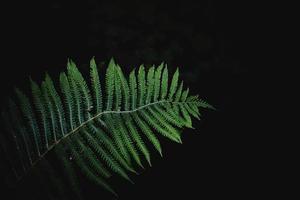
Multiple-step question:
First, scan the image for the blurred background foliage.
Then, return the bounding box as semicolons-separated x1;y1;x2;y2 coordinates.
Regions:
1;0;247;93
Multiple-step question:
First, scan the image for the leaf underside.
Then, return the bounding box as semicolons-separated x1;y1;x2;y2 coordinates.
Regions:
0;58;214;199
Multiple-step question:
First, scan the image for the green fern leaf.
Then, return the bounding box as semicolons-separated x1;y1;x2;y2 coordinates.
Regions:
45;73;66;137
15;88;42;156
31;79;51;149
168;68;179;100
161;65;169;99
105;58;115;111
1;57;213;199
129;69;138;109
41;81;58;143
153;62;164;101
138;65;146;106
90;57;103;113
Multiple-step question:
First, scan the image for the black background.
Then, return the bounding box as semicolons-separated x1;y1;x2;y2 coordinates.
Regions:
0;1;263;199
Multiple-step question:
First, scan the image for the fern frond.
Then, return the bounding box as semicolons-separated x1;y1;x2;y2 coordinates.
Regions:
68;71;84;125
123;114;150;167
116;114;142;168
90;58;103;113
179;104;193;128
139;108;180;143
41;81;58;143
116;65;130;110
31;79;50;149
181;88;189;101
104;114;130;163
129;69;138;110
45;74;66;137
138;65;146;106
161;65;169;99
65;138;116;196
60;72;75;131
175;81;183;102
114;65;122;111
132;112;162;157
81;130;131;181
146;66;155;104
1;57;213;198
15;88;42;156
105;58;116;111
88;124;135;172
168;68;179;100
68;60;93;121
153;62;164;101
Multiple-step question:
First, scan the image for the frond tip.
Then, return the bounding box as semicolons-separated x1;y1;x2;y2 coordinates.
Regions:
1;57;213;199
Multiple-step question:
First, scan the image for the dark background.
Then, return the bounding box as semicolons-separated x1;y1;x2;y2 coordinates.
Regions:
0;0;263;199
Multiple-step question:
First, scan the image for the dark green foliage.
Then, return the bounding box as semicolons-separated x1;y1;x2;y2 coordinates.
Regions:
0;58;213;199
